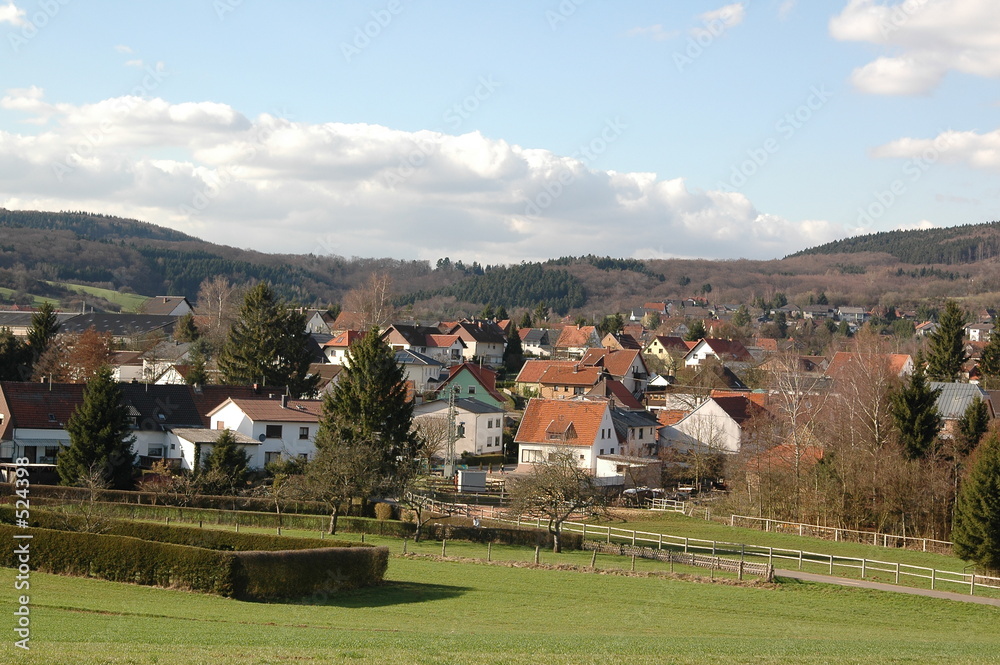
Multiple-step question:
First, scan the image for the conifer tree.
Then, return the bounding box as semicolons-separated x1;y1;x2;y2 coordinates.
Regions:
685;319;707;342
173;312;200;343
732;305;751;328
26;302;60;364
317;329;420;492
503;322;524;372
201;429;250;493
926;300;968;381
218;282;319;397
958;396;991;456
518;312;533;329
185;340;210;386
952;431;1000;572
58;366;136;489
979;332;1000;389
0;328;29;381
890;364;942;459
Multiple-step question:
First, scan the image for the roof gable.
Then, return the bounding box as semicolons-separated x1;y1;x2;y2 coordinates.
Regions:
516;398;609;447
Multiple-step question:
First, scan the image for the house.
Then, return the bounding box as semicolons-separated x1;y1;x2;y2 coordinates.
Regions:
424;334;467;365
579;348;649;395
395;349;445;394
930;382;994;439
537;364;605;399
0;310;78;338
514;398;620;473
609;407;661;457
837;306;869;323
141;296;193;317
802;305;835;319
445;320;507;365
915;321;938;337
57;313;177;343
644;336;693;365
207;396;323;469
553;325;600;359
519;328;553;358
584;378;645;410
323;330;366;365
661;394;767;454
304;309;337;334
967;323;995;343
683;338;753;369
601;332;642;351
435;363;507;410
412;397;506;458
825;352;914;380
514;359;576;395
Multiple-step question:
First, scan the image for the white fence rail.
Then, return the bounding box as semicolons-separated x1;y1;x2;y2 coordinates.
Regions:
730;515;953;554
407;494;1000;597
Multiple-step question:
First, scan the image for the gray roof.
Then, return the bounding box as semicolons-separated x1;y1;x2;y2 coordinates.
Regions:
0;311;78;329
58;313;176;337
455;397;503;414
394;349;442;366
930;382;988;419
171;428;261;445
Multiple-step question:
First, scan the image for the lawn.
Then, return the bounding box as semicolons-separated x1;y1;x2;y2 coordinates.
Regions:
0;287;59;307
2;553;998;664
44;281;149;311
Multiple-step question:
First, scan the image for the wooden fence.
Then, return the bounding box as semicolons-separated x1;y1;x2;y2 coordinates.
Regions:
581;541;774;581
730;515;953;554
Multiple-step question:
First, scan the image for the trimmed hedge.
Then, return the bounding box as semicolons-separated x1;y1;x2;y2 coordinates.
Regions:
0;524;238;596
425;523;583;550
0;510;389;600
21;499;418;537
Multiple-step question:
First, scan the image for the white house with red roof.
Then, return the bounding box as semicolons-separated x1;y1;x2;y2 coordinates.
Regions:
683;338;754;369
514;398;618;472
207;396;322;469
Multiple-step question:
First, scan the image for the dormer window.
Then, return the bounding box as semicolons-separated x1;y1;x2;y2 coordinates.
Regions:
48;413;56;422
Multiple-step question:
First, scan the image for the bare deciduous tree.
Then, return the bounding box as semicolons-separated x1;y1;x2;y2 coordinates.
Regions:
343;272;395;331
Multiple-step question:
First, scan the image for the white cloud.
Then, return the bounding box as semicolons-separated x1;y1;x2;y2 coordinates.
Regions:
873;128;1000;169
0;2;25;26
778;0;797;20
124;59;144;68
0;89;847;262
115;44;134;54
697;3;746;30
626;24;679;42
830;0;1000;95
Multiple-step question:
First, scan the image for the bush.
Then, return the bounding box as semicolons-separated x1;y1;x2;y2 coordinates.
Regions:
374;502;395;521
234;547;389;600
425;524;582;550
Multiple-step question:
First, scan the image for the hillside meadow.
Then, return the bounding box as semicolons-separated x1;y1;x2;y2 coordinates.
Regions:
2;552;999;665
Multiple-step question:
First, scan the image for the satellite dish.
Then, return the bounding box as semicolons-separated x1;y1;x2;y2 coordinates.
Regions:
258;433;266;442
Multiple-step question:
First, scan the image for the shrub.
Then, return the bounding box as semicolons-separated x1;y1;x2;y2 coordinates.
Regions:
234;547;389;600
374;502;395;521
425;524;582;550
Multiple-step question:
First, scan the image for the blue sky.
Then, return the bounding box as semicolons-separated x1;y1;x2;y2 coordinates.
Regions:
1;1;998;263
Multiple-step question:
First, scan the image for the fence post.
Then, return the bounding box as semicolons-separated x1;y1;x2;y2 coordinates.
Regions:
798;550;803;571
534;545;540;565
895;562;899;585
861;559;866;579
590;549;597;569
607;527;611;544
403;538;407;554
931;568;936;590
712;541;716;556
632;531;636;547
442;540;447;557
658;533;663;550
829;554;833;575
738;559;744;581
582;524;587;539
971;574;975;596
631;554;636;572
765;519;770;532
730;515;735;527
798;524;803;537
923;539;927;553
487;541;492;562
768;547;773;568
684;537;689;553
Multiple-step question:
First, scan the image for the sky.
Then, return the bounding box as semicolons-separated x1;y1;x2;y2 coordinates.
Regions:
0;1;998;265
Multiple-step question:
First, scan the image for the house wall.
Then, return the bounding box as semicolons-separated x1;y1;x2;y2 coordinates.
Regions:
662;400;742;453
209;403;318;469
516;409;617;472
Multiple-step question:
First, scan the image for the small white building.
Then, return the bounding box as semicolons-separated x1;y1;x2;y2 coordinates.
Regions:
207;396;322;469
412;397;505;457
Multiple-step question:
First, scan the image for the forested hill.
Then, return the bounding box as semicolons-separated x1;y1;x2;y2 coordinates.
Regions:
788;221;1000;265
0;209;196;242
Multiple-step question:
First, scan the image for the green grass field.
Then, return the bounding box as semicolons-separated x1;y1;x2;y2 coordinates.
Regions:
2;552;998;665
44;281;149;311
0;287;59;307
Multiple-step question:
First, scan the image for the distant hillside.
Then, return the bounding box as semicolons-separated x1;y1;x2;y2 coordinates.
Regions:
788;221;1000;265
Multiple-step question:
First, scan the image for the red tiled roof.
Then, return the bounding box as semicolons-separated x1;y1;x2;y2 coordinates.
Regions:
514;360;576;384
213;397;323;423
587;379;644;409
425;334;464;348
538;365;604;387
657;410;690;427
0;382;86;436
712;395;766;425
580;348;643;379
826;352;912;378
323;329;365;348
555;325;598;349
516;398;609;447
693;338;753;362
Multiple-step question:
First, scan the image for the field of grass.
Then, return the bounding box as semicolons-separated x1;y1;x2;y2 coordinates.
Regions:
3;550;999;665
44;281;149;311
0;287;59;307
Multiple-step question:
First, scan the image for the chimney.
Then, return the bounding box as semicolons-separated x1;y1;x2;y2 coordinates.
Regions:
281;395;289;409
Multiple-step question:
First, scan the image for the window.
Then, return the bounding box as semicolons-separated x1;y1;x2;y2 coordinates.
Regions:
579;454;585;460
265;424;283;439
639;429;644;439
521;448;544;463
298;453;308;461
216;421;225;430
148;446;164;458
599;448;604;455
299;426;309;440
265;452;281;465
609;448;615;454
468;385;476;394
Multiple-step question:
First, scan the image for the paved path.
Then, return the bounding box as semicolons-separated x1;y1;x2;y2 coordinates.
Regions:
776;569;1000;607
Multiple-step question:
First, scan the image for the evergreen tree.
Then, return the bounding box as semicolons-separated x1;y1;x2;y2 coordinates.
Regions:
495;305;509;321
979;332;1000;389
685;319;707;342
318;328;420;492
772;311;788;339
0;328;29;381
185;339;211;386
926;300;968;381
890;365;942;459
816;292;828;305
518;312;533;329
732;305;751;328
58;366;136;489
201;429;250;492
503;322;524;372
771;293;788;309
218;282;319;397
173;312;200;342
26;302;60;364
952;431;1000;572
958;396;991;456
480;303;495;320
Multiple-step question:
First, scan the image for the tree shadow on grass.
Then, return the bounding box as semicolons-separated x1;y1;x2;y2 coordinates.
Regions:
278;581;471;608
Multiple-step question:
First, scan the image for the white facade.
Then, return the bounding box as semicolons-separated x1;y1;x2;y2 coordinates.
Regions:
208;401;319;469
661;399;742;454
413;399;505;457
516;407;618;473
